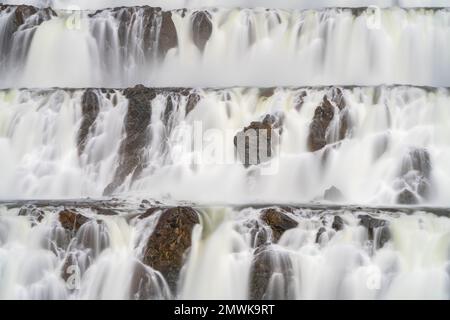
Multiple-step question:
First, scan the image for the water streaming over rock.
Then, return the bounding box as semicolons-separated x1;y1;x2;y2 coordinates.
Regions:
0;202;449;299
2;5;450;87
0;1;449;301
1;86;449;206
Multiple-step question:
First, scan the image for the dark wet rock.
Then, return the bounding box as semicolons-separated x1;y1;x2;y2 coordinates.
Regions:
358;215;387;230
295;91;307;111
324;186;344;202
0;5;55;63
249;245;294;300
91;7;177;58
78;89;100;155
2;5;56;29
307;96;334;152
143;207;199;291
331;215;345;231
358;215;391;248
377;226;391;249
137;207;162;220
315;227;326;243
192;11;212;51
233;114;282;167
164;95;176;125
259;88;276;99
94;207;117;216
18;205;45;225
104;85;156;195
58;209;90;233
397;189;419;205
397;148;432;204
129;261;170;300
260;208;298;242
307;88;349;152
160;11;178;56
185;92;200;115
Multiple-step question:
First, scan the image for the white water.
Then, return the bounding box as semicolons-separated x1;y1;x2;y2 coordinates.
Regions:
2;7;450;87
0;204;449;299
0;86;449;206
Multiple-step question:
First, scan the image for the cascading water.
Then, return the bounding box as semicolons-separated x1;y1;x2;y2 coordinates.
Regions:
2;6;450;87
0;86;449;206
0;1;449;301
0;202;449;300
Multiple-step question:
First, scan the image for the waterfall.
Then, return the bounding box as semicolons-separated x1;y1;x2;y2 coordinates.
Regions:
0;202;449;299
2;6;450;87
0;1;449;301
0;86;449;206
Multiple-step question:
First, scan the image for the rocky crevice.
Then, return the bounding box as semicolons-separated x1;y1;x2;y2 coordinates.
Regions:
77;89;100;155
192;11;213;52
104;85;156;195
307;88;351;152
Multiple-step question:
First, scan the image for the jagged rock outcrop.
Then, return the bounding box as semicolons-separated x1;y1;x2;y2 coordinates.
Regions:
185;91;200;115
104;85;156;195
358;215;391;249
0;5;55;29
331;215;345;231
396;148;432;204
233;114;282;167
90;7;178;58
0;5;55;63
58;209;90;233
78;89;100;155
192;11;212;51
307;88;350;152
18;205;45;225
142;207;199;291
260;208;298;242
249;245;294;300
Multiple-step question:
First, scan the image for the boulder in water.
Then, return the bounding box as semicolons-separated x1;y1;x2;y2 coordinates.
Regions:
77;89;100;155
233;114;281;167
331;215;345;231
260;208;298;242
307;88;350;152
358;214;391;248
104;85;156;195
143;207;200;291
192;11;213;52
249;245;293;300
58;209;90;233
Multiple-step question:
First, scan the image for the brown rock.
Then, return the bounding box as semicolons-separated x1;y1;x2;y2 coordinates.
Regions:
307;88;349;152
260;208;298;242
233;114;282;167
104;85;156;195
331;215;345;231
159;11;178;57
249;245;294;300
192;11;212;52
58;209;89;233
143;207;199;291
78;89;100;155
